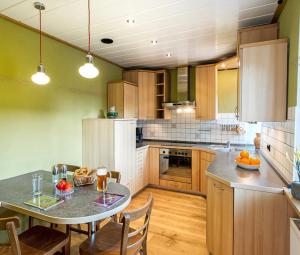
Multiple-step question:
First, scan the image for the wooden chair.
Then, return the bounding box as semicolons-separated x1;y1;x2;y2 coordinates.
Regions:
79;194;153;255
0;216;69;255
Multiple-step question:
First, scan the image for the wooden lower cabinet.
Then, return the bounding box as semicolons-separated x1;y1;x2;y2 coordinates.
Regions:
207;176;294;255
207;177;233;255
234;189;291;255
192;151;215;194
134;147;149;194
159;179;191;191
149;147;159;185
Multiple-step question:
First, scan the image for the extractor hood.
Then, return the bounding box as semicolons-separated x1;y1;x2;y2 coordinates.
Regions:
163;66;195;110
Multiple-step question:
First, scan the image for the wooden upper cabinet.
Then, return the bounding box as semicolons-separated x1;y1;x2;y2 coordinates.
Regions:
195;65;217;120
107;81;138;118
238;23;278;46
124;70;170;120
138;71;156;119
239;39;288;122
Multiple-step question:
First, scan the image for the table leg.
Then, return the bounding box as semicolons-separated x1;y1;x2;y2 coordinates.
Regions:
28;216;33;228
88;222;96;237
64;225;71;255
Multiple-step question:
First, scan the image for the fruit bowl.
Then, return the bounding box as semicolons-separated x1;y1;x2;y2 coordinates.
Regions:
235;160;260;170
235;150;260;170
55;187;74;198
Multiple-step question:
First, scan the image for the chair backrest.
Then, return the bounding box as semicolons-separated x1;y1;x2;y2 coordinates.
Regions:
54;164;80;173
120;194;153;255
108;170;121;183
0;217;21;255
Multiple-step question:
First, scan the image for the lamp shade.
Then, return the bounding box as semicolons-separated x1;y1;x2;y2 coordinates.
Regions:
31;64;50;85
79;54;99;79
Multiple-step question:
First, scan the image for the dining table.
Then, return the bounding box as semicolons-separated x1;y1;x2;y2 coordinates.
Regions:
0;170;131;252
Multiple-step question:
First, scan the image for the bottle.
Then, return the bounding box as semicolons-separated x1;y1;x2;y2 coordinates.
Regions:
52;165;59;184
60;164;67;181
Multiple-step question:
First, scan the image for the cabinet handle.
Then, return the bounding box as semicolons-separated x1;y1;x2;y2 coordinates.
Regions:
213;183;224;191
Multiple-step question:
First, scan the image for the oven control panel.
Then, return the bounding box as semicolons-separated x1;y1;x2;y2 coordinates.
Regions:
159;148;192;158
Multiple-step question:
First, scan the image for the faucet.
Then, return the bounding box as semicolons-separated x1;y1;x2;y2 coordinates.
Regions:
226;141;231;149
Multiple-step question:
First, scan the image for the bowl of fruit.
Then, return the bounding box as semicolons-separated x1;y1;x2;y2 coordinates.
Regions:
55;179;74;198
235;150;261;170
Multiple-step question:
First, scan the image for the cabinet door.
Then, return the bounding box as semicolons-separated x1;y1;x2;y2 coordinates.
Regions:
192;150;200;192
124;83;138;118
195;65;217;120
138;72;155;119
107;82;124;118
239;39;287;122
149;147;159;185
207;177;233;255
200;152;215;195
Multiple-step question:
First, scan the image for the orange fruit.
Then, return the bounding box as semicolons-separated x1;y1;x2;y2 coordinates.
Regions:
240;150;250;159
253;158;261;165
241;158;250;165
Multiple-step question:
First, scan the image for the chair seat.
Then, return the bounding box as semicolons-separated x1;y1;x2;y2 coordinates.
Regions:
18;225;69;254
0;242;45;255
79;222;141;255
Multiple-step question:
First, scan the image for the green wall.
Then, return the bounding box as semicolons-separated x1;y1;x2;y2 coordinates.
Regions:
0;17;122;180
218;69;238;113
279;0;300;107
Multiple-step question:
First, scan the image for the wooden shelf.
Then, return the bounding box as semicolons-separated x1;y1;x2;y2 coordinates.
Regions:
156;94;164;97
156;109;164;111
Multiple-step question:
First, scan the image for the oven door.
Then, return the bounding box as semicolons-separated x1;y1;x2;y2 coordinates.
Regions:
159;154;169;174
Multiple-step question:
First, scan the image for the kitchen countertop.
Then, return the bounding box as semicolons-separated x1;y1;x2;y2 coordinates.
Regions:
138;140;287;193
207;151;287;193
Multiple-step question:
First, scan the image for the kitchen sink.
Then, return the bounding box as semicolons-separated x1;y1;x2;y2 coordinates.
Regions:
208;144;233;152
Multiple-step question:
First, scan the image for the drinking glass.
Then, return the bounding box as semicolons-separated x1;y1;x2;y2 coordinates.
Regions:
97;167;108;192
32;173;43;196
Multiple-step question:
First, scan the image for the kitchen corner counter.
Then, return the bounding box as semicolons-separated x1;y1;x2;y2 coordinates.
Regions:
207;151;287;193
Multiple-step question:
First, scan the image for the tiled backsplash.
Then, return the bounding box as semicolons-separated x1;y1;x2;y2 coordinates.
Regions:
138;110;261;145
261;107;296;183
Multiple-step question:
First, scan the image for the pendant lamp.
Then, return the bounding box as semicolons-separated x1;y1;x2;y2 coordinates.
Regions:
31;2;50;85
79;0;99;79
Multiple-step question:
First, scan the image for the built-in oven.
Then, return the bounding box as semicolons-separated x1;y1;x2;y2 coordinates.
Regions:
159;148;192;184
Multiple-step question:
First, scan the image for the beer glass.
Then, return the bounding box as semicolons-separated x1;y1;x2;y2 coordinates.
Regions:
97;167;108;192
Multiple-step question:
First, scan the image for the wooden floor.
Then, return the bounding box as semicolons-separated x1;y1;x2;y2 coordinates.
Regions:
69;188;208;255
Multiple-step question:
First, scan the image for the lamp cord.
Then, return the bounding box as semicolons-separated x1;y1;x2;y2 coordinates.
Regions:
88;0;91;54
39;9;42;64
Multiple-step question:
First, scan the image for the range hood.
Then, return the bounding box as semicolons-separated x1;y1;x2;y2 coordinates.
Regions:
163;66;195;110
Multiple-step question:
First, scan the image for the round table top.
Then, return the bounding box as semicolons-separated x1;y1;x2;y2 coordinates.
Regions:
0;170;131;224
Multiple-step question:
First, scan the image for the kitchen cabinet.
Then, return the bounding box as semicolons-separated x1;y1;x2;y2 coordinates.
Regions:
290;219;300;255
195;65;217;120
192;151;215;194
123;70;156;119
135;146;149;194
123;70;171;119
207;175;294;255
239;39;288;122
155;70;171;119
107;80;138;118
207;177;233;255
148;147;159;185
238;23;278;47
82;119;136;194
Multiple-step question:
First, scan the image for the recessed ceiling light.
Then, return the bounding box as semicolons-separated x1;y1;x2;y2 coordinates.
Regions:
166;52;172;57
151;40;158;45
221;63;226;68
126;18;135;24
101;38;114;44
